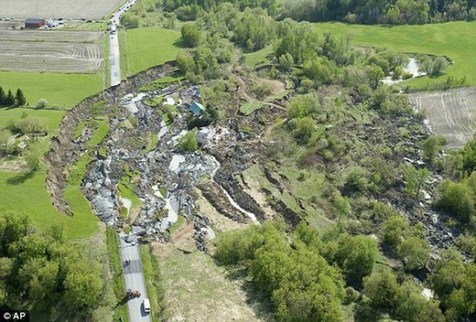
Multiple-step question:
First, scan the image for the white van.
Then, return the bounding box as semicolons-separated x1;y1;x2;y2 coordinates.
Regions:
142;298;151;313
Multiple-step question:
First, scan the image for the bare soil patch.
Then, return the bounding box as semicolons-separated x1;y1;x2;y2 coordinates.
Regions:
0;30;103;73
409;87;476;149
0;30;103;42
0;0;124;20
151;236;265;322
258;78;285;95
0;21;23;30
194;189;248;233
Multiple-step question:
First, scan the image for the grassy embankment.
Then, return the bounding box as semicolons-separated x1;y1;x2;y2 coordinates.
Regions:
314;21;476;90
141;245;165;322
244;45;273;67
120;27;181;77
0;75;103;240
65;104;110;236
0;22;108;240
106;228;129;322
0;107;99;240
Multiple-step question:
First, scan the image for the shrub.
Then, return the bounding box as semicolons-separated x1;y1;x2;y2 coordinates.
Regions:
8;117;46;135
343;166;368;194
178;129;198;151
434;180;474;223
36;99;47;109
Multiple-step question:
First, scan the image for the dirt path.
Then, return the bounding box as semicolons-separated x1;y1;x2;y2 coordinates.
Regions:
234;73;286;112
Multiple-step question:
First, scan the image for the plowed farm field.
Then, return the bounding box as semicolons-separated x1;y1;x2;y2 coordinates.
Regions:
410;87;476;149
0;0;124;20
0;30;104;73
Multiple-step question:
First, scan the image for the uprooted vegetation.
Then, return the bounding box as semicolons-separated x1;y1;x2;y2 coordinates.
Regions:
39;3;476;321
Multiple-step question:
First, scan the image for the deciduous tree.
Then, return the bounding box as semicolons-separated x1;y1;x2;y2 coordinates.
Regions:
334;234;378;283
397;236;430;270
435;179;474;222
181;23;201;47
363;268;400;310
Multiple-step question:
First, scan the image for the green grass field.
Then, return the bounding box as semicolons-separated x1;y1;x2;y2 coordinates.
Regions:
122;27;181;76
0;72;103;108
0;171;98;240
141;245;163;322
0;106;98;240
315;21;476;88
0;108;65;135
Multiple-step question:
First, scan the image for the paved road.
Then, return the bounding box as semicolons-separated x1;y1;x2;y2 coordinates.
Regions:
119;233;151;322
108;0;137;86
109;30;121;86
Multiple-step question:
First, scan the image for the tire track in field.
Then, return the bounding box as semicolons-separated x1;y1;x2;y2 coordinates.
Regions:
409;87;476;149
0;40;103;73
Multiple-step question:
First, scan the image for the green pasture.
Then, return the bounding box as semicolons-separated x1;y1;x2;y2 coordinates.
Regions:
0;171;98;240
0;107;66;156
0;107;100;240
121;27;181;76
0;72;103;108
315;21;476;89
140;245;164;322
0;108;65;135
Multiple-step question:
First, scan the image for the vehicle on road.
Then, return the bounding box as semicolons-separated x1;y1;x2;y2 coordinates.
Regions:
142;298;151;313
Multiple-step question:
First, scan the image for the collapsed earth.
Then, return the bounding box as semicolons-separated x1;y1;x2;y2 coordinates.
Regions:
1;0;476;322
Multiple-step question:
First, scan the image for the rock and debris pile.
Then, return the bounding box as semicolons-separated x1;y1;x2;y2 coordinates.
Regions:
83;158;119;226
44;63;176;216
79;83;261;247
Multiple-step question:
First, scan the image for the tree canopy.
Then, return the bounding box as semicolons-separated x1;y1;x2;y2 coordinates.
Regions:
0;212;104;318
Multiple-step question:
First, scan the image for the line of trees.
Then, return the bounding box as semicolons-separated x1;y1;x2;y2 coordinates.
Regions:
0;86;26;107
161;0;476;24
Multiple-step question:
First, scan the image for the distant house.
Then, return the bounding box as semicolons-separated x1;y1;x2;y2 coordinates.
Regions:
189;101;205;116
25;18;46;29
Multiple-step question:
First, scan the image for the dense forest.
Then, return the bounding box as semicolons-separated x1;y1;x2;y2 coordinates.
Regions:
159;0;476;23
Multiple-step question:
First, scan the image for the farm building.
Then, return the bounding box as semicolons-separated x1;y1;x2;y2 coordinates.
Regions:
24;18;46;29
189;101;205;116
